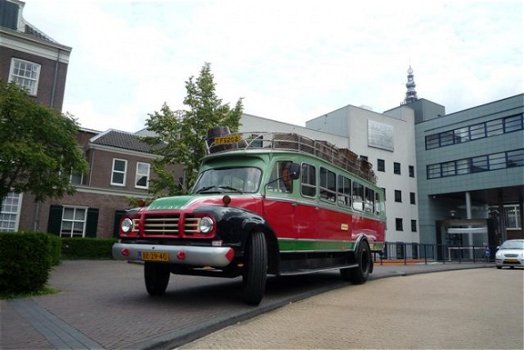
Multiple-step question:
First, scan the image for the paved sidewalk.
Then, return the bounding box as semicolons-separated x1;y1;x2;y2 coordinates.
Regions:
1;260;494;350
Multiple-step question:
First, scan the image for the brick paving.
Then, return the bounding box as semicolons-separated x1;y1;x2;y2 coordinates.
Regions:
0;260;493;350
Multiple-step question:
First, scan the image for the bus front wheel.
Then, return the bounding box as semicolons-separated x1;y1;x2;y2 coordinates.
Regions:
242;231;267;305
144;262;170;296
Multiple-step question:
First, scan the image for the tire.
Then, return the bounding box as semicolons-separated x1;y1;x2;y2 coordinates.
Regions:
496;266;502;269
340;241;371;284
144;262;170;296
242;231;268;305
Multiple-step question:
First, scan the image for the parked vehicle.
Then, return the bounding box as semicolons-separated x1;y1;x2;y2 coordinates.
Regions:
113;130;386;305
495;239;524;269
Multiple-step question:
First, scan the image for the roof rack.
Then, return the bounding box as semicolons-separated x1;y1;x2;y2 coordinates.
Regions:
205;129;376;184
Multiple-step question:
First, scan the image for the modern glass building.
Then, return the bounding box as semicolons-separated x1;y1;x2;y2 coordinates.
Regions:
412;94;523;254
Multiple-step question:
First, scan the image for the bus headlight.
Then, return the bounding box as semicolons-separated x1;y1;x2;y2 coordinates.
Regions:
121;218;134;233
199;216;214;233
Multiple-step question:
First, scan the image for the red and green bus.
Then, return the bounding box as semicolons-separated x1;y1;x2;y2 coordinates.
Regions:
113;131;386;305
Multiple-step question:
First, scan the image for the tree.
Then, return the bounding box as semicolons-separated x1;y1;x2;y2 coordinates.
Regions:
145;63;243;195
0;81;88;210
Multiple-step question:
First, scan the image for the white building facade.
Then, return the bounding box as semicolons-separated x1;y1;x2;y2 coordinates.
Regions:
240;105;419;244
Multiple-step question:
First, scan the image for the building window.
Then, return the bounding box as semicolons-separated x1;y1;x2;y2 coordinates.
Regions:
410;192;416;205
504;115;523;133
395;218;403;231
505;205;521;229
393;162;401;175
377;159;385;172
9;58;41;96
70;170;83;185
381;187;386;201
0;192;22;232
135;162;150;189
424;113;523;150
60;207;87;237
394;190;402;203
411;220;417;232
409;165;415;178
507;149;524;167
360;155;368;161
111;159;127;186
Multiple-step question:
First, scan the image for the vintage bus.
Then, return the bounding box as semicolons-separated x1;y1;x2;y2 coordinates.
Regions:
113;130;386;305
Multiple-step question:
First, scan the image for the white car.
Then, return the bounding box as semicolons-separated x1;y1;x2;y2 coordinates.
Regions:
495;239;524;269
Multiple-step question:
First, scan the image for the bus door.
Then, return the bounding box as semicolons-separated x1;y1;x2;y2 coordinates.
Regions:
264;160;298;251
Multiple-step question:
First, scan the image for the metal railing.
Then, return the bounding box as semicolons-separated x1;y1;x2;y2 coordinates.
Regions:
375;242;495;265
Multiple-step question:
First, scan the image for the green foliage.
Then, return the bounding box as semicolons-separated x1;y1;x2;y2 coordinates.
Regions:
47;234;62;266
0;232;53;294
0;81;89;206
145;63;243;195
61;237;117;259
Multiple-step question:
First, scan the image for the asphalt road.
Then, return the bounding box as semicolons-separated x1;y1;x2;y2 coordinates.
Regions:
182;268;524;349
1;260;502;349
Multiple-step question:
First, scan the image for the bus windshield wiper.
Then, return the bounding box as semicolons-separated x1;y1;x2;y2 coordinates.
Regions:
218;186;243;194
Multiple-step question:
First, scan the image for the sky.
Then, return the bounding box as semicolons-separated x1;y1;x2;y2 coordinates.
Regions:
24;0;523;133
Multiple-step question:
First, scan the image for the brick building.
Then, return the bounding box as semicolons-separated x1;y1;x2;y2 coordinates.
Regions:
0;0;183;237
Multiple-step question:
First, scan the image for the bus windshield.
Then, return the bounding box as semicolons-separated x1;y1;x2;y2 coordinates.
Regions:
193;167;262;194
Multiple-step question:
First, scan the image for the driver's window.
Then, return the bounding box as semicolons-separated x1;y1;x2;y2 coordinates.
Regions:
268;161;293;193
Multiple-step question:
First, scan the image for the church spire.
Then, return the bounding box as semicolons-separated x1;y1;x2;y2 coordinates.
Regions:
403;65;418;104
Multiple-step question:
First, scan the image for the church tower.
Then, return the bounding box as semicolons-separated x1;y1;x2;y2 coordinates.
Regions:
403;66;418;104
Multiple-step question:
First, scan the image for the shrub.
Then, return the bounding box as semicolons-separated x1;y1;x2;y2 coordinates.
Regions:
61;237;117;259
47;234;62;266
0;232;52;294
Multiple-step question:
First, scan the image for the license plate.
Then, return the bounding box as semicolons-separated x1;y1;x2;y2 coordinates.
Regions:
141;251;169;262
505;259;519;263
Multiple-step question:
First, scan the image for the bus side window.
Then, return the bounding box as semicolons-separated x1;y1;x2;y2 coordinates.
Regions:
352;181;364;211
320;167;336;202
301;163;316;197
337;175;351;207
365;187;374;212
269;161;293;192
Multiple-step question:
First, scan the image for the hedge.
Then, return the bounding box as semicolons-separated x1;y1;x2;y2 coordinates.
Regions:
0;232;53;294
61;237;117;259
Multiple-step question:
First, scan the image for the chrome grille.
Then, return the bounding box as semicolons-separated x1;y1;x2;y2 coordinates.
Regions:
184;216;201;234
143;215;180;234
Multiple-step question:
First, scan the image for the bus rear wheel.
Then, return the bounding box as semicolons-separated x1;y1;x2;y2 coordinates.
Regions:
144;262;170;296
341;241;371;284
242;231;267;305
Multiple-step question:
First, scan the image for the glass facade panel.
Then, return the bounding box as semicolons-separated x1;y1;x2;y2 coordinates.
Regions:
486;119;503;136
470;156;488;173
469;123;486;140
507;149;524;167
489;153;506;170
426;134;439;149
504;115;523;132
441;161;456;177
440;131;454;146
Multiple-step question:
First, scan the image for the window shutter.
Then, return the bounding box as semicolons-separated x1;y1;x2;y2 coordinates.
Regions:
85;208;99;238
47;205;63;235
113;210;126;238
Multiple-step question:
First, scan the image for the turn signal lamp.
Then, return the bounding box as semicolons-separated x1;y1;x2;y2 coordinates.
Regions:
222;195;231;206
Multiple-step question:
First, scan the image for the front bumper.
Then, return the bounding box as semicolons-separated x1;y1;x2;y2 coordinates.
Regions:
495;258;524;267
112;243;234;267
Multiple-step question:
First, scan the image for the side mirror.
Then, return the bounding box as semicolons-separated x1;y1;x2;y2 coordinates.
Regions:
288;163;301;179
